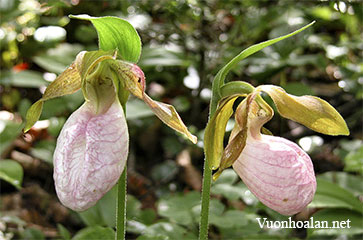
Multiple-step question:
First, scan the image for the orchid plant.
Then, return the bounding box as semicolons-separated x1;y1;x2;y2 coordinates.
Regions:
23;15;196;239
23;15;349;240
199;21;349;239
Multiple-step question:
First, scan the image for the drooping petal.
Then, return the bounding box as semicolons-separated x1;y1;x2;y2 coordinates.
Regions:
143;94;197;144
259;85;349;136
204;96;238;170
110;60;197;144
232;134;316;216
211;97;247;179
24;52;85;133
53;99;128;211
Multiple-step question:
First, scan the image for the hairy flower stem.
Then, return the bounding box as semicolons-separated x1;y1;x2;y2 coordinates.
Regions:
199;160;212;240
116;101;128;240
116;166;127;240
199;91;219;240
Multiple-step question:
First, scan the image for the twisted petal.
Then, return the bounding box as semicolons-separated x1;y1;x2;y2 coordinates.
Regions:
110;60;197;143
53;100;128;211
24;52;85;133
233;134;316;215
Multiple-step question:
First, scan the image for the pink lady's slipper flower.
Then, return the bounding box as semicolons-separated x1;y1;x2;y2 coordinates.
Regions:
205;84;349;216
53;99;128;211
231;96;316;215
24;50;197;211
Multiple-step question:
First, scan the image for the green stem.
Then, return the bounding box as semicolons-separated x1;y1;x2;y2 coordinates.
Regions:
116;166;127;240
199;159;212;240
199;72;220;239
115;88;128;240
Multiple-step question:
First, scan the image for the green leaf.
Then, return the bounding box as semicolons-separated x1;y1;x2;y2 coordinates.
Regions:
125;99;154;119
204;97;238;170
139;222;194;240
213;169;238;185
126;195;142;220
78;203;106;227
211;170;259;204
78;185;142;228
344;146;363;174
211;183;242;201
57;224;71;240
78;185;117;227
48;117;66;137
236;182;259;206
24;100;43;133
318;172;363;196
0;159;23;189
0;120;22;155
23;228;45;240
139;209;156;225
139;46;190;67
191;199;225;224
30;139;56;164
308;209;363;237
98;184;118;227
210;210;248;228
157;191;200;226
259;85;349;136
70;15;141;63
41;92;84;119
72;226;115;240
219;222;263;239
127;220;147;234
283;82;315;96
209;21;315;115
32;43;84;74
309;178;363;214
0;70;47;88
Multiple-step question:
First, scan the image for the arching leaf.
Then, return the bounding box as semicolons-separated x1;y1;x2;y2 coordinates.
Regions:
70;15;141;63
209;21;315;116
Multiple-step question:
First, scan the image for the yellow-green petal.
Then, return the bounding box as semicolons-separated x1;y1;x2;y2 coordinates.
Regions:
109;60;144;99
23;100;43;133
42;61;82;101
23;53;85;132
260;85;349;136
143;94;197;144
204;97;238;170
110;59;197;144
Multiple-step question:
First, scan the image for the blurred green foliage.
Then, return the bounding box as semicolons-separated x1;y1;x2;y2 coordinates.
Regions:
0;0;362;239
